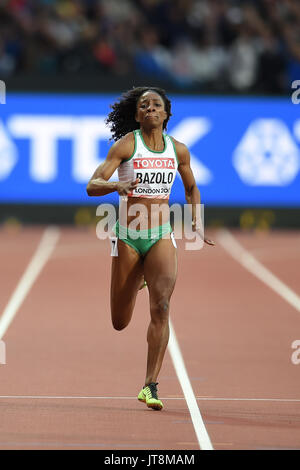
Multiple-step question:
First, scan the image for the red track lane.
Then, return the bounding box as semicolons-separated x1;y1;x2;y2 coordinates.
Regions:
228;229;300;296
0;227;45;314
172;230;300;450
0;226;299;450
0;227;195;450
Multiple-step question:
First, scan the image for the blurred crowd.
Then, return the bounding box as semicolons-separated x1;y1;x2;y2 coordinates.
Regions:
0;0;299;93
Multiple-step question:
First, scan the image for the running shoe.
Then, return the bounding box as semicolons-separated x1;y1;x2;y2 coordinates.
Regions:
138;382;163;410
139;280;147;290
139;278;147;290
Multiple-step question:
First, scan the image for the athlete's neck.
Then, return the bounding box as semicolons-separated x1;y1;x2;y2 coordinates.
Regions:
139;127;164;152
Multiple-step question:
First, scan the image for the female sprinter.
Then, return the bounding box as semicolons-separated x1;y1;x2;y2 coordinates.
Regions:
86;87;214;411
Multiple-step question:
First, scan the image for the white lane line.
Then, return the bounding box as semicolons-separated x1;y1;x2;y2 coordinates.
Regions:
217;229;300;312
0;226;60;340
0;396;299;402
196;398;300;402
168;320;214;451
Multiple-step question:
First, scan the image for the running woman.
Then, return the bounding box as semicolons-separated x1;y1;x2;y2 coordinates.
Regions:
87;87;214;410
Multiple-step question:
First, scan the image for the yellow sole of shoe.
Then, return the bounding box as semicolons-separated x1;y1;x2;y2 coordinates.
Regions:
147;403;163;411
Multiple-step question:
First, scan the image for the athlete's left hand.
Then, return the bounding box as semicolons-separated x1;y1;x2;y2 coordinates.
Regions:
192;221;215;246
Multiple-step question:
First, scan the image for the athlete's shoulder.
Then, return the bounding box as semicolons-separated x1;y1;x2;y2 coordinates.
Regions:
109;131;135;161
113;131;135;147
168;136;190;164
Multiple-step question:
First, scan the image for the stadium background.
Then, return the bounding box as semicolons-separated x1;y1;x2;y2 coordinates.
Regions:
1;0;300;229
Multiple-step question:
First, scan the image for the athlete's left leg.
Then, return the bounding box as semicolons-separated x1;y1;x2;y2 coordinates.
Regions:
143;236;177;386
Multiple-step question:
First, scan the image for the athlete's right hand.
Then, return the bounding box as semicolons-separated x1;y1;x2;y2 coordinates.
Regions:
117;178;140;196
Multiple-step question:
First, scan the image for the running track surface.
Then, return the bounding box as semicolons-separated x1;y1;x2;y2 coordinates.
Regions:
0;225;299;450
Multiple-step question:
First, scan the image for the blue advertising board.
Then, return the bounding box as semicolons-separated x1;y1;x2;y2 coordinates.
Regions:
0;93;299;206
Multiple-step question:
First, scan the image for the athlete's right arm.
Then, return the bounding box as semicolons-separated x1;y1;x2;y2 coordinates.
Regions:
86;133;139;196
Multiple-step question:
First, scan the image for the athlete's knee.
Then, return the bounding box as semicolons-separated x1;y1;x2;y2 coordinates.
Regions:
157;297;170;314
111;315;130;331
111;310;131;331
149;278;174;316
150;295;170;322
112;321;127;331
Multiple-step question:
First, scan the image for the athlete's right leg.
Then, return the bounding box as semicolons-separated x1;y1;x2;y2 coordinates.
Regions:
110;239;144;331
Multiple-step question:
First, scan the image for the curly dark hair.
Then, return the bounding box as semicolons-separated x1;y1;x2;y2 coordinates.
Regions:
105;86;172;141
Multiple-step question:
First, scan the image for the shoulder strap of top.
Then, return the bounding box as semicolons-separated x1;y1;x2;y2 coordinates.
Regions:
134;129;143;149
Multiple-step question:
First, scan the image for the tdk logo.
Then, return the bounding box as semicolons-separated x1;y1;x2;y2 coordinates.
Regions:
0;121;17;180
0;113;300;188
0;116;212;185
0;116;111;183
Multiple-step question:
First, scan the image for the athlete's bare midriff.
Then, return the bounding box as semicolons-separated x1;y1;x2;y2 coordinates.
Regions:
119;196;170;229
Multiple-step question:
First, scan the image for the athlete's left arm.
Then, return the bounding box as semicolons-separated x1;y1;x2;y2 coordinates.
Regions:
173;138;215;247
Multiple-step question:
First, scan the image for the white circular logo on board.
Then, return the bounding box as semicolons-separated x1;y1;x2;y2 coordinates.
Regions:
233;119;300;185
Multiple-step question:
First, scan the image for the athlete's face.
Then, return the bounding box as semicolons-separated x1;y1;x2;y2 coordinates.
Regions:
135;91;167;128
